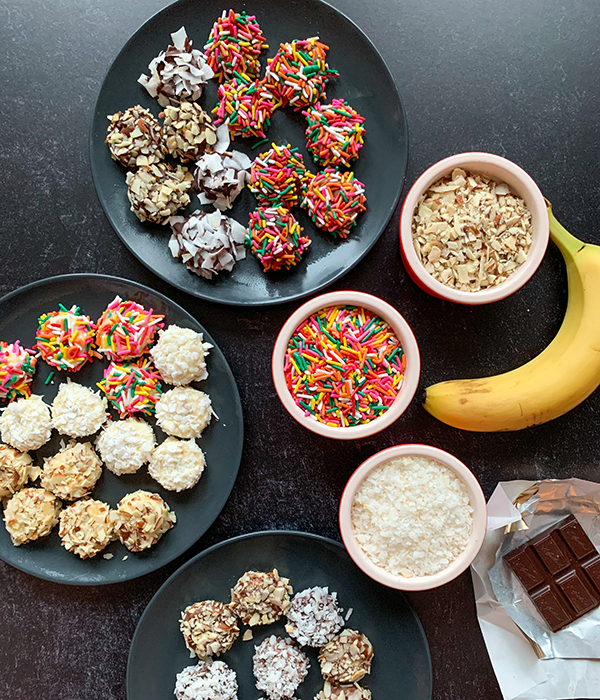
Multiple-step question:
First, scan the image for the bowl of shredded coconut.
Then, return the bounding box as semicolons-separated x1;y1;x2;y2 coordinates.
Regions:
339;444;487;590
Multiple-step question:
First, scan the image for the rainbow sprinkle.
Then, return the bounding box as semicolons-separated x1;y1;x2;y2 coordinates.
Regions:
0;341;37;402
97;359;162;418
249;143;310;207
302;168;366;238
213;77;280;139
284;305;405;427
265;37;338;109
204;10;268;82
247;207;311;272
35;305;97;372
303;99;365;168
95;296;164;362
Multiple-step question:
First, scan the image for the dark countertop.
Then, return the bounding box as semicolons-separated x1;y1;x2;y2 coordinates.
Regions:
1;0;599;698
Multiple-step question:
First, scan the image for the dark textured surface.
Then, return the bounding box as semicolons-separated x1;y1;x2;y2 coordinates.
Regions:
1;0;599;698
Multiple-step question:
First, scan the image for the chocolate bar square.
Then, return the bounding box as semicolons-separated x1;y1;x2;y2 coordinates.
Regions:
504;515;600;632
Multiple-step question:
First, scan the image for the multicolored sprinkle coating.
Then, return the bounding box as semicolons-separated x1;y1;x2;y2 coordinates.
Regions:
204;10;268;82
249;143;309;207
35;305;97;372
0;341;37;402
247;207;311;272
213;77;280;139
284;305;405;427
95;296;165;362
302;169;366;238
97;359;162;418
265;37;338;109
303;99;365;168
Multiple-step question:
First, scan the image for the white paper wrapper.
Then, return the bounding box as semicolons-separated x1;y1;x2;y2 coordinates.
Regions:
471;479;600;700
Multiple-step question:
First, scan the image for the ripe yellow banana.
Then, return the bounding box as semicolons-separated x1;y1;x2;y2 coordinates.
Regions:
423;204;600;431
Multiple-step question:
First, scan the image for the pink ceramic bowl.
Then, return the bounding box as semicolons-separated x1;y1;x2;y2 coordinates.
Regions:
339;444;487;590
399;152;549;305
271;291;420;440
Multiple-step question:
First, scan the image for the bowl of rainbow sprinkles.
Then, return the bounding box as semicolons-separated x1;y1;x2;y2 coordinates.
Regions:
271;290;420;440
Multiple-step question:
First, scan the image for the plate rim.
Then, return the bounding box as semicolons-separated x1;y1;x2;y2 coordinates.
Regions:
89;0;410;307
0;272;244;585
126;529;432;699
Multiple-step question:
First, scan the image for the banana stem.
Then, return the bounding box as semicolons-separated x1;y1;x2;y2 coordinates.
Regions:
545;199;585;258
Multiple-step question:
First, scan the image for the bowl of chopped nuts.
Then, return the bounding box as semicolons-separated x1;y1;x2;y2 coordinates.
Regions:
399;152;549;304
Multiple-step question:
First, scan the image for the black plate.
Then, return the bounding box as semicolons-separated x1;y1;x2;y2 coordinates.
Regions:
90;0;408;306
127;531;432;699
0;274;243;585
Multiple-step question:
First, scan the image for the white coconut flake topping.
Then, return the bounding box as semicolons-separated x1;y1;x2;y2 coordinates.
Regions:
193;150;251;211
148;437;205;491
285;586;344;647
155;387;213;439
169;209;247;279
51;381;108;438
351;455;473;578
0;395;52;452
253;636;309;700
175;660;238;700
150;325;212;386
138;27;214;107
96;418;155;475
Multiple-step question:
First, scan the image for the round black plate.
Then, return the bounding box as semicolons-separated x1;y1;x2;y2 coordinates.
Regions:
0;274;243;585
127;531;432;699
90;0;408;306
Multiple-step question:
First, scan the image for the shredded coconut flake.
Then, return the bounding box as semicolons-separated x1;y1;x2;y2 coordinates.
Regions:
96;418;155;475
150;325;212;386
155;387;213;439
51;382;107;438
252;635;309;700
0;395;52;452
351;455;473;577
175;660;238;700
148;437;205;491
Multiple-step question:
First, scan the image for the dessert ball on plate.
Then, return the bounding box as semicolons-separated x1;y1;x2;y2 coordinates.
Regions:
247;207;310;272
169;210;247;280
0;395;52;452
3;487;61;546
0;341;37;402
155;387;213;439
253;635;309;700
138;27;214;107
41;442;102;501
175;660;238;700
98;359;162;418
95;296;164;362
318;629;373;684
59;499;114;559
96;418;155;475
126;162;193;225
285;586;344;647
0;444;39;499
302;169;366;239
160;102;219;163
112;490;176;552
230;569;292;626
265;37;337;109
180;600;239;658
51;382;108;438
249;143;308;208
303;99;365;168
315;683;371;700
213;78;279;140
106;106;166;169
204;9;268;82
148;437;205;492
193;151;251;211
150;325;212;386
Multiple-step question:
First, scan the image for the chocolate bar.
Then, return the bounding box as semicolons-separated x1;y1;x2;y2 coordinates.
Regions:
504;514;600;632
